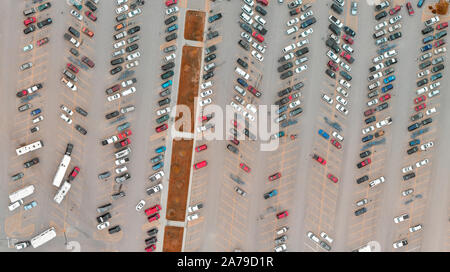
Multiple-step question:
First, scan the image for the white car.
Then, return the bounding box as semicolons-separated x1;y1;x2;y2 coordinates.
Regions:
393;239;408;249
434;47;446;55
254;15;266;26
295;57;308;65
121;79;136;87
394;214;409;224
362;126;375;135
300;10;314;21
402;188;414;197
252;42;266;53
336;86;348;97
372;54;384;63
166;6;179;15
201;81;213;89
23;44;33;52
108;93;121;101
415;158;429;168
428;89;440;98
417;70;430;78
369;176;385;188
289;100;301;108
336;95;347;106
429;82;440;90
322;94;333;104
409;224;422;233
274;244;287;252
426;107;436;115
300;28;313;37
373;63;385;71
125;60;139;69
375;21;387;31
282;43;296;53
243;111;255;122
332;131;344;141
369;81;380;90
114;40;126;49
389;15;402;25
327;50;340;64
295;65;307;73
70;9;83;21
60;113;72;124
244;0;254;6
340;61;351;72
342;44;354;54
97;221;110;230
286;26;299;35
246;104;257;113
112;48;125;57
60;105;73;116
336;104;348;115
187;213;199;222
420;141;434;151
135;200;145;211
296;39;309;47
416;86;428;95
116;4;129;14
241;32;252;43
128;8;142;18
200;89;213;98
116;166;127;174
367;98;378;107
235;66;249;80
287;18;300;26
328;15;343;28
320;232;333;244
368;72;382;81
164;53;176;63
402;165;413;173
339;79;350;89
307;231;320;244
126;52;140;61
376;116;392;128
121;86;136;96
282;52;295;61
115;157;129;166
424;15;439;26
251;50;264;62
61;77;77;91
32;116;43;124
156;107;171;116
199;98;212;106
388;23;402;33
187;203;204;213
230;101;243;112
276;226;289;235
149;170;164;182
116;0;128;5
384;49;398;58
204;62;216;72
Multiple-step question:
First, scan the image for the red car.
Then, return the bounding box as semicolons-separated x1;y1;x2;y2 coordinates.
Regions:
194;160;207;169
357;158;371;169
145;244;156;252
148;213;160;222
200;113;214;122
328;60;339;71
257;0;268;6
37;37;49;46
67;63;79;73
195;144;207;152
414;95;426;104
330;139;342;149
118;129;132;139
82;26;94;37
389;5;402;15
327;174;338;183
248;85;262;97
313;154;326;165
165;0;177;7
85;11;97;21
82;56;95;68
252;31;264;43
276;211;289;219
406;2;414;15
156;124;168;133
230;138;240;146
16;89;28;97
415;103;426;112
240;163;251;173
434;40;445;48
340;51;355;63
342;34;354;45
69;166;80;181
24;17;36;26
364;108;375;117
379;93;391;102
231;120;240;129
145;204;162;216
116;138;130;147
269;172;281;181
436;22;448;30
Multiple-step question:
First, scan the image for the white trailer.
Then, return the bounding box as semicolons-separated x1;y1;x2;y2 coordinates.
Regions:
16;140;43;156
52;154;71;188
54;181;72;204
9;185;35;203
30;227;56;248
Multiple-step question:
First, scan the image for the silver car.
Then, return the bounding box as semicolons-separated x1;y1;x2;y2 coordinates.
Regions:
20;62;32;71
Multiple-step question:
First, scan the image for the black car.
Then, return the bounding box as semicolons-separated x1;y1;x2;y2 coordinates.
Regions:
331;3;343;14
431;64;444;73
325;69;336;79
301;17;316;29
205;54;217;63
115;173;131;184
295;47;309;57
163;45;177;53
376;102;389;111
388;32;402;41
106;111;120;119
205;45;217;54
340;71;352;81
408;123;420;131
161;70;174;79
244;128;257;140
128;26;141;35
277;62;293;73
365;116;376;124
411;112;423;121
116;14;127;22
368;90;379;99
278;87;292;97
111;57;124;66
24;25;36;34
75;124;87;135
164;15;177;25
421;26;433;35
421;117;432;126
289;107;303;117
161;62;175;71
111;191;125;199
240;22;252;34
126;44;139;53
206;31;219;40
68;26;80;38
253;22;267;35
85;0;97;12
165;33;177;42
407;146;418;155
108;225;121;234
237;58;248;69
356;175;369;184
70;48;79;56
375;2;389;11
343;26;356;37
326;38;340;53
360;151;372;159
97;212;112;223
355;207;367;216
158;98;171;107
145;236;157;246
375;11;387;21
147;228;158;236
328;24;341;36
280;70;293;80
403;172;416;181
238;39;250;50
416;78;428;87
255;5;267;16
203;71;214;80
227;144;239;154
110;66;122;75
24;157;39;168
37;18;52;28
12;172;24;181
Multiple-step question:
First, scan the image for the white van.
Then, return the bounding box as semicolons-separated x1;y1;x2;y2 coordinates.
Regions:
240;12;253;24
115;147;131;159
235;67;249;80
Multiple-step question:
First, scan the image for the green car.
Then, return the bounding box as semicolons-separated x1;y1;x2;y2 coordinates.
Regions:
435;30;447;40
37;2;51;11
156;114;169;124
117;122;130;132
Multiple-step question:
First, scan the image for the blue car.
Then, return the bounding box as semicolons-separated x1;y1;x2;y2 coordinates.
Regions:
423;35;434;44
152;162;164;171
420;44;432;52
30;108;41;116
166;24;178;33
237;77;248;88
24;201;37;211
381;84;393;93
264;189;278;199
208;13;222;23
155;146;166;153
161;80;172;88
276;105;288;115
408;123;421;131
409;139;420;146
318;129;330;140
362;135;374;143
431;72;442;81
117;122;130;132
383;75;395;84
417;0;425;8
